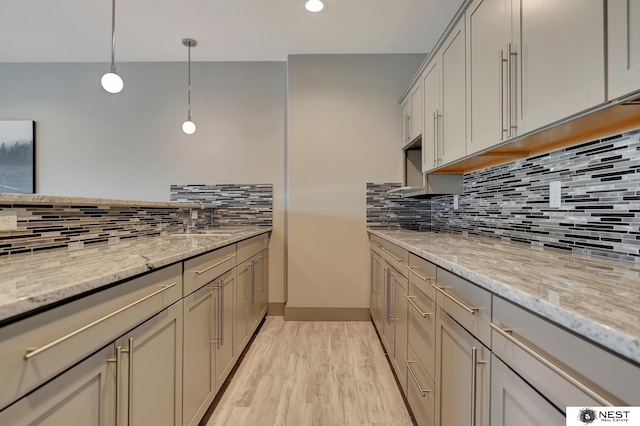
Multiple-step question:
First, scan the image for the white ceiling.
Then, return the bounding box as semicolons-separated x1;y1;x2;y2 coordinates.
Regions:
0;0;465;62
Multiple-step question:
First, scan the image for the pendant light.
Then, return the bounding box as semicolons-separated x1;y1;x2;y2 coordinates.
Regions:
101;0;124;93
305;0;325;12
182;38;197;135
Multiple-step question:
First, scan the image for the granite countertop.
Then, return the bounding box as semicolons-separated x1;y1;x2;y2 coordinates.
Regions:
368;229;640;365
0;228;270;324
0;193;197;208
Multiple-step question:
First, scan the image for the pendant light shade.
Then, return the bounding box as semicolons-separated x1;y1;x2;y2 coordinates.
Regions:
182;38;197;135
101;0;123;93
305;0;325;12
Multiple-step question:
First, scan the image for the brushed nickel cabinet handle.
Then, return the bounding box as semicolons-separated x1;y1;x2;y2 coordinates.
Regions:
127;337;134;426
509;43;518;135
432;284;478;315
195;254;237;275
500;49;508;140
107;345;123;426
408;266;431;282
490;323;615;406
25;282;177;359
405;295;433;319
433;110;438;167
405;358;433;397
382;247;404;263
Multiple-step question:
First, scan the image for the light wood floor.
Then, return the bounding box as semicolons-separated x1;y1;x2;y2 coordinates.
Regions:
206;317;413;426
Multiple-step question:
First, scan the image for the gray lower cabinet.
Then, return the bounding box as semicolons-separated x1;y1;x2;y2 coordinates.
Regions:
435;307;490;426
382;262;394;355
215;268;236;390
490;355;564;426
0;345;114;425
391;269;408;394
371;251;385;333
183;283;216;426
117;301;183;426
235;259;251;355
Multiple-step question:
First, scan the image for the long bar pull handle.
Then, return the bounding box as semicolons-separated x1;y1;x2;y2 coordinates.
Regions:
195;254;237;275
509;43;518;135
107;346;123;426
405;359;433;397
25;283;176;359
381;247;404;263
251;258;256;306
408;266;431;282
436;109;443;164
407;114;412;142
127;337;134;426
386;269;391;325
471;347;478;426
432;284;478;315
220;278;225;347
506;43;513;138
490;323;616;406
500;49;508;140
405;295;433;319
433;111;438;167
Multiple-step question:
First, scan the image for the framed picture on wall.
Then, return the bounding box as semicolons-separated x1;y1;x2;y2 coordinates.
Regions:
0;120;36;194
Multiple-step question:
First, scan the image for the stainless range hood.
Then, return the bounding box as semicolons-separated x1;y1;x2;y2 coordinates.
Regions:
401;137;462;198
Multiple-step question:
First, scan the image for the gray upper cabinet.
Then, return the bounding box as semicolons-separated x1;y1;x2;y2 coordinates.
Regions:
466;0;605;155
608;0;640;100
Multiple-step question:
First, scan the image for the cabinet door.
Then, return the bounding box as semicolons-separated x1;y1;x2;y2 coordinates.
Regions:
516;0;605;134
382;264;395;355
435;308;490;426
236;260;251;354
215;268;236;390
117;301;183;426
374;253;386;334
608;0;640;100
490;355;565;426
410;82;423;142
392;271;409;395
370;251;377;321
440;18;468;165
259;250;269;318
466;0;511;154
183;285;215;426
401;99;411;146
422;59;441;171
249;256;259;332
0;345;114;425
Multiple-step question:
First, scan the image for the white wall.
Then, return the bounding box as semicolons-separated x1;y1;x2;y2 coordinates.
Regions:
286;54;425;313
0;61;287;304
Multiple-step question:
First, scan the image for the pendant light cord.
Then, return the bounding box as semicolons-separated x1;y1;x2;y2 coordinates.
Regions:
110;0;116;71
187;44;191;120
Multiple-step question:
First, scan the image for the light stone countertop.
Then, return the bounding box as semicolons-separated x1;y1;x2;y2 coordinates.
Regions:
369;229;640;365
0;193;196;208
0;228;270;324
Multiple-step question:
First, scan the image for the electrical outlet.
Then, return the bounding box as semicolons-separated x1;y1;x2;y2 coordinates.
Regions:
453;194;459;209
549;181;561;208
0;212;18;231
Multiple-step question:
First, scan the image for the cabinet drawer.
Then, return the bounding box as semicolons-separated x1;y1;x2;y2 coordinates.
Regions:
0;263;182;412
370;235;408;276
184;244;236;296
258;232;270;251
434;268;491;347
408;253;436;300
492;296;639;407
237;236;261;264
406;343;435;426
407;283;436;380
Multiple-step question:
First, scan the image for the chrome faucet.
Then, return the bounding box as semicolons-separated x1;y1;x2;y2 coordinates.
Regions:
186;200;206;233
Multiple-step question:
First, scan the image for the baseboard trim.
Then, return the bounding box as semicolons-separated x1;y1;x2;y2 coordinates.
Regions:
284;307;370;321
268;302;285;316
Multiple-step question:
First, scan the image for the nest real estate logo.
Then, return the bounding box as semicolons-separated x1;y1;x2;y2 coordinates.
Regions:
566;407;640;425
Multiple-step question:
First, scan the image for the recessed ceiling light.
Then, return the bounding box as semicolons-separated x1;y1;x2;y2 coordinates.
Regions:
305;0;325;13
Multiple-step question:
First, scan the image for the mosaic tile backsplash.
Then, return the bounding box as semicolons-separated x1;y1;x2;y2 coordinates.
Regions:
170;184;273;227
366;183;431;231
0;204;189;257
368;130;640;263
